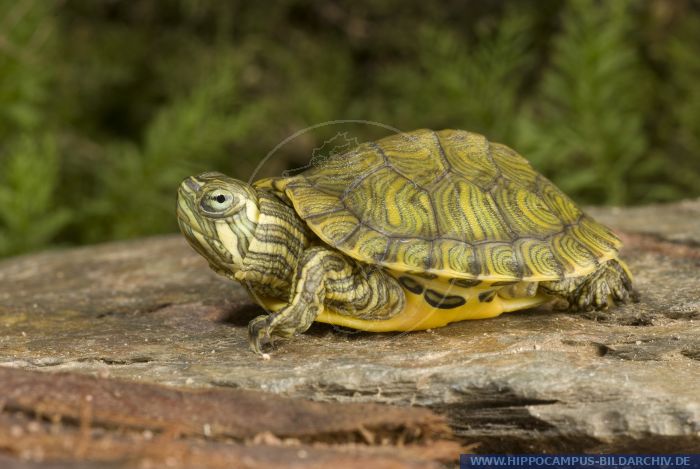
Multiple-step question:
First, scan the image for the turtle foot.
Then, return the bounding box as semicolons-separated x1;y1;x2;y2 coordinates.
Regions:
570;259;638;311
539;259;638;312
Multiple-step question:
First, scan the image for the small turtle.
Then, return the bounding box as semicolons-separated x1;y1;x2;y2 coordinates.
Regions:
176;129;636;355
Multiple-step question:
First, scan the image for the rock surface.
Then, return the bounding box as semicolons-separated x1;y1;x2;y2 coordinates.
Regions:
1;199;699;456
0;367;458;468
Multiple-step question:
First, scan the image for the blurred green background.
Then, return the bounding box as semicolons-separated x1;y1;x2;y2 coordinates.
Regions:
1;0;699;258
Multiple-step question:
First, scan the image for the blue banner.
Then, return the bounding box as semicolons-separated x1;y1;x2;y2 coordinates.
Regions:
460;455;700;469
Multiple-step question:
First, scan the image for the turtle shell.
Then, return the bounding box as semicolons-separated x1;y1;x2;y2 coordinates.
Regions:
258;129;621;281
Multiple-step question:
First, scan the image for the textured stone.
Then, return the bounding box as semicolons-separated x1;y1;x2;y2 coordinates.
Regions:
0;367;457;469
1;199;699;456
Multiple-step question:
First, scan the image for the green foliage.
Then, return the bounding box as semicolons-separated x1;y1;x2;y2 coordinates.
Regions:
0;0;699;257
0;1;68;256
0;136;71;256
515;0;650;204
669;17;700;150
654;11;700;200
0;0;55;136
83;57;268;241
373;6;536;142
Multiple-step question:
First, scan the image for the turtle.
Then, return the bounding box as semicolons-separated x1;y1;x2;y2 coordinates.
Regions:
176;129;636;355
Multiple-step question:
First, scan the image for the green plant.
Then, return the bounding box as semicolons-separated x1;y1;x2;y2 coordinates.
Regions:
515;0;650;205
0;0;699;259
653;11;700;201
83;57;269;241
0;0;56;137
371;6;535;142
0;135;71;256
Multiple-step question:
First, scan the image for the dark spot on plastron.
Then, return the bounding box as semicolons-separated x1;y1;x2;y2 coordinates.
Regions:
449;278;482;288
399;276;424;295
424;289;467;309
478;290;497;303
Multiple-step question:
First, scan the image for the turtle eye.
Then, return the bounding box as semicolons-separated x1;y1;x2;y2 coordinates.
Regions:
201;189;235;214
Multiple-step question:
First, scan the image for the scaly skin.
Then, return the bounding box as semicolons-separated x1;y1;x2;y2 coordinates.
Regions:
245;246;405;354
540;258;638;311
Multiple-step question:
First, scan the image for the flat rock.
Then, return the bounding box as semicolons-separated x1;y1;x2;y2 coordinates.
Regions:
1;199;699;454
0;367;457;468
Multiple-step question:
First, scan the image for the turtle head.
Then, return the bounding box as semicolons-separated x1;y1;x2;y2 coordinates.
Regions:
176;172;260;278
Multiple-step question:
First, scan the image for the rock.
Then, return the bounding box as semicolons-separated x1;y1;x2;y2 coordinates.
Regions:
1;199;699;455
0;367;457;469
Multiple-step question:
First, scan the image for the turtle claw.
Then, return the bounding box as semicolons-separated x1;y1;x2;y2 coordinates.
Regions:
246;302;318;355
248;315;273;356
571;260;635;311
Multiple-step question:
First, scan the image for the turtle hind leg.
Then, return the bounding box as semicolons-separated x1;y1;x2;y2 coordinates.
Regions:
539;259;638;311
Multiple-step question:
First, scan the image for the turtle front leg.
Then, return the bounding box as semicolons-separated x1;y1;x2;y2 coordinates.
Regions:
247;246;404;355
247;247;328;355
540;259;638;311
